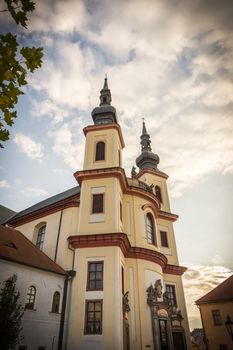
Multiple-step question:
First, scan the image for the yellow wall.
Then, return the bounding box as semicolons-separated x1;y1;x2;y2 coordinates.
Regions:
199;302;233;350
68;246;124;350
83;128;122;170
15;206;79;270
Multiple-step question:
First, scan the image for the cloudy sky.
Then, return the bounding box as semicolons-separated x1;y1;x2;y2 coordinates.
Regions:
1;0;233;329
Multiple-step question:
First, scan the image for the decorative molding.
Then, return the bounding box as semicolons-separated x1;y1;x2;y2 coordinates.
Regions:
158;210;179;222
68;232;186;275
164;264;187;275
83;124;125;149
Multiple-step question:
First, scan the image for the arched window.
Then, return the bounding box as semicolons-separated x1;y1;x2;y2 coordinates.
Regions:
51;291;60;313
25;285;36;309
155;186;162;203
146;213;156;245
95;141;105;161
36;225;46;250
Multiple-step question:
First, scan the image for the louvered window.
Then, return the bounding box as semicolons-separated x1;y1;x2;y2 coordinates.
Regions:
95;142;105;161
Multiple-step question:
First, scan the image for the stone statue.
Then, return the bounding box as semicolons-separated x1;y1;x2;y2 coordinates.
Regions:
131;166;137;178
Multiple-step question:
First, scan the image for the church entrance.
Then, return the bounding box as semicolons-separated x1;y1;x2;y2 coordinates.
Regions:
172;330;186;350
159;319;169;350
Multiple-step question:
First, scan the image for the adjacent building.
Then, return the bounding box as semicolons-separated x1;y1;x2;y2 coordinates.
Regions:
0;224;66;350
196;274;233;350
6;78;191;350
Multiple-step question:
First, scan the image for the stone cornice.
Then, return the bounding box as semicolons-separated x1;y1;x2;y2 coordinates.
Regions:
158;210;179;222
83;124;125;149
68;232;186;275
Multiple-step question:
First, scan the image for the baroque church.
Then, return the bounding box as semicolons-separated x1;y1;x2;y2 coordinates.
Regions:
3;78;191;350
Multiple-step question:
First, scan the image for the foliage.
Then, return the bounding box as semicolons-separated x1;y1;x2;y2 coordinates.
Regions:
0;0;43;147
0;274;24;350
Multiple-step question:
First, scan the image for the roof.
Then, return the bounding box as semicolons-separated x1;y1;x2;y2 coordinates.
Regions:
0;225;65;275
0;205;16;224
196;274;233;305
8;186;80;222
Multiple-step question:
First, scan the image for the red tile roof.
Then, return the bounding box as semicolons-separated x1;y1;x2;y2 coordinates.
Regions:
0;225;65;275
196;274;233;304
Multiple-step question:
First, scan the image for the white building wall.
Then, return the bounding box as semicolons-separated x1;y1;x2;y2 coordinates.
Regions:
0;259;65;350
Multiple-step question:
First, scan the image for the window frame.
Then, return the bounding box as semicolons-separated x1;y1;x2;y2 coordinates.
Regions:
95;141;105;161
146;213;156;245
212;309;222;326
160;230;169;248
165;284;177;307
51;291;60;313
36;224;46;250
25;285;36;310
86;261;104;291
92;193;104;214
84;299;103;335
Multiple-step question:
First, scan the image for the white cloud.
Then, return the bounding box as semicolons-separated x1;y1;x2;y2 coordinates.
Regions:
14;133;44;160
182;264;232;330
0;180;10;189
23;0;233;197
21;187;48;197
49;121;85;170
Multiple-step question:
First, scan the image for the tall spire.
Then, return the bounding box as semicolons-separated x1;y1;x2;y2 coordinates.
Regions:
100;74;112;106
91;76;118;124
140;119;152;152
136;120;160;171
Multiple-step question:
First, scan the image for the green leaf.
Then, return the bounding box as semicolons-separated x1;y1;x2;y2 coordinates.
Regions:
21;47;43;72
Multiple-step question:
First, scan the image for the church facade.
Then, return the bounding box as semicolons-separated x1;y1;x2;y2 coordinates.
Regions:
8;78;191;350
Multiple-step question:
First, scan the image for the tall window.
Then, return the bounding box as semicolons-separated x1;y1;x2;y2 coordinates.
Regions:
36;225;46;250
51;291;60;313
87;262;104;290
25;285;36;310
160;231;169;247
155;185;162;203
92;194;104;213
85;300;103;334
166;284;177;307
146;214;156;244
120;202;123;222
212;310;222;325
95;141;105;161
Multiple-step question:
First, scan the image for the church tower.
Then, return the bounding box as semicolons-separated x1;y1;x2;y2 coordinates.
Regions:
69;78;191;350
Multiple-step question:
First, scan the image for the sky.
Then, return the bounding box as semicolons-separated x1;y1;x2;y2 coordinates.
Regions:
0;0;233;330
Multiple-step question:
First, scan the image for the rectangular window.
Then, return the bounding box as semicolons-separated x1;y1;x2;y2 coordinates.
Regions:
160;231;169;247
92;194;104;213
85;300;103;334
212;310;222;325
87;262;104;291
38;347;46;350
166;284;177;307
18;347;28;350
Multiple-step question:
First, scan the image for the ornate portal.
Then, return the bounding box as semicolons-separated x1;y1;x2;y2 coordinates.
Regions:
146;280;186;350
